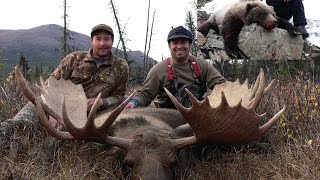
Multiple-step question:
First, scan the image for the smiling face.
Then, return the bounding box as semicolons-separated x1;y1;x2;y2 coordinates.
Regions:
168;38;191;64
91;31;113;58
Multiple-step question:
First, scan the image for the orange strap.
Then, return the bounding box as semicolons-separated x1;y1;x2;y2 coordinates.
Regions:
167;56;201;81
167;58;174;81
188;56;201;78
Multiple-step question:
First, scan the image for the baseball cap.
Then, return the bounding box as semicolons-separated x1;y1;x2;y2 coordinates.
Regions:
91;24;114;38
167;26;193;43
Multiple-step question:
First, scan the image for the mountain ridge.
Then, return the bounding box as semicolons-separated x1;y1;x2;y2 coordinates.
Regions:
0;24;157;76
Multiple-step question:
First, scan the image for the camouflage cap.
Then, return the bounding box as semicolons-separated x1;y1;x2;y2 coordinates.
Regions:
167;26;193;43
91;24;114;37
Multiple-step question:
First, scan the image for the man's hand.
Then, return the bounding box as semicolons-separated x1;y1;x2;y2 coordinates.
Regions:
87;98;103;111
125;101;137;108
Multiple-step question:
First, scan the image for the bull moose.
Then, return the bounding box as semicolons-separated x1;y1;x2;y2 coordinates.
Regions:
14;66;285;179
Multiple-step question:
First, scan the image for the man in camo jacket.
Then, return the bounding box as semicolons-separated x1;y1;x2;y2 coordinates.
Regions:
49;24;129;126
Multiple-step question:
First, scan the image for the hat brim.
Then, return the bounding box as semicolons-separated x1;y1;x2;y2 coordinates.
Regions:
168;34;192;42
91;29;113;37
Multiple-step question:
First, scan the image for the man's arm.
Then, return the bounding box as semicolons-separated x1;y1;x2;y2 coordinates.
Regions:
51;53;77;80
100;61;129;109
126;65;162;108
201;60;226;90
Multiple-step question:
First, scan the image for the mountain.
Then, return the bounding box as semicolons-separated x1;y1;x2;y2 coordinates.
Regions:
0;24;157;77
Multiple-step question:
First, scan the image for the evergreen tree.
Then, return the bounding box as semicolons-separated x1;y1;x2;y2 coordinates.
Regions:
18;55;31;81
185;11;197;56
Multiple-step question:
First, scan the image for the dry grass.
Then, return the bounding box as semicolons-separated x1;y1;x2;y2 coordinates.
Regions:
0;138;125;179
1;70;320;179
0;72;26;121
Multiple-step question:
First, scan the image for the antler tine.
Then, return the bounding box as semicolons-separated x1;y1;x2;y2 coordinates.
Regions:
99;90;137;130
15;66;36;104
243;78;249;87
164;88;188;113
35;97;74;140
34;84;46;97
259;112;267;118
170;136;197;150
258;106;286;136
33;77;47;96
248;69;265;109
185;88;202;108
14;66;63;124
249;71;260;101
39;76;48;93
264;79;274;94
86;92;102;129
220;91;229;107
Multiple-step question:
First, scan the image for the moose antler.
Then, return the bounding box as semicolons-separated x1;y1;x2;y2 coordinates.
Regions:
14;66;133;148
169;68;285;146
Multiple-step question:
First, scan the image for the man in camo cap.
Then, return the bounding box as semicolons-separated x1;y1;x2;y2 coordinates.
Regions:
50;24;129;126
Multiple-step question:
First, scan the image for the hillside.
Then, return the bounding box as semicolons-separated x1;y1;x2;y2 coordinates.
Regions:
0;24;157;77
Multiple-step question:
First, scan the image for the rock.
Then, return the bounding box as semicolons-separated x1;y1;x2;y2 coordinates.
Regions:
197;32;207;47
0;102;39;152
196;24;317;61
302;41;320;60
197;30;230;60
238;24;304;60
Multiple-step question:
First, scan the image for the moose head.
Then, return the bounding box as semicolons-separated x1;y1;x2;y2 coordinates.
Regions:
15;66;285;179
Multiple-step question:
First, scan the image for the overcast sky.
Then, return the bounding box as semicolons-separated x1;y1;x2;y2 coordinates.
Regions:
0;0;196;61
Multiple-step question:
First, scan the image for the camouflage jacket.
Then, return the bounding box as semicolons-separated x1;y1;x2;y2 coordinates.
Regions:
133;57;226;107
51;49;129;108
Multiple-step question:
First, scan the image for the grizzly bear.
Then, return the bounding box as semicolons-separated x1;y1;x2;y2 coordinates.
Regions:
197;0;302;59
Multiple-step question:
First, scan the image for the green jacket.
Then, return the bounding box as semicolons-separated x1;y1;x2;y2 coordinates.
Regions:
133;57;226;107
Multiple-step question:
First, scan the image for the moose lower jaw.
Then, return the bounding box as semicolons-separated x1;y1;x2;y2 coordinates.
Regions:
15;66;285;179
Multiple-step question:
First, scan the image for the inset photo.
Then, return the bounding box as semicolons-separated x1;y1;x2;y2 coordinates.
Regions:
197;0;320;60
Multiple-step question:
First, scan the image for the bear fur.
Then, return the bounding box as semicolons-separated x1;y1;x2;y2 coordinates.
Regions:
198;0;264;35
197;0;301;59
